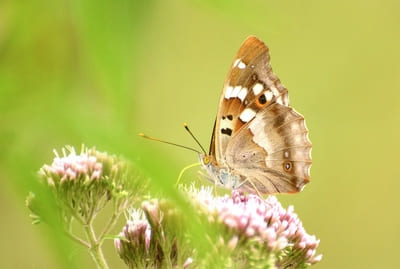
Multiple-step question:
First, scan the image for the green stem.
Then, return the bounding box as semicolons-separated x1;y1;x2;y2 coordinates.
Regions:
84;222;109;269
66;231;90;248
66;217;90;248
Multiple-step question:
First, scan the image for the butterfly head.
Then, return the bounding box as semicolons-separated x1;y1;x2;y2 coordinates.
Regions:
199;154;213;167
199;153;244;190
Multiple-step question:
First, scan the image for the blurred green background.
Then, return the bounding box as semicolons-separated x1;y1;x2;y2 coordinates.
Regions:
1;0;399;268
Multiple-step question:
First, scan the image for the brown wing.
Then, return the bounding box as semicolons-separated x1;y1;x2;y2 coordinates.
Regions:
225;103;312;194
210;36;289;164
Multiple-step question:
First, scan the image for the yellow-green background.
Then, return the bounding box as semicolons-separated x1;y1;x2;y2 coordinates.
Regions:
1;0;399;268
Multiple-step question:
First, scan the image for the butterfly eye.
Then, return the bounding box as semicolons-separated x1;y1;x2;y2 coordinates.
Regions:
283;161;293;172
203;156;210;164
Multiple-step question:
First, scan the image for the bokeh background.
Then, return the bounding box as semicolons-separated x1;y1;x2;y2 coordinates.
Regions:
1;0;399;268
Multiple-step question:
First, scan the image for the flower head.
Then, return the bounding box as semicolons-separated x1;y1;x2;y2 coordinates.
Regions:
115;199;193;269
31;145;146;224
114;210;153;267
27;145;148;268
41;146;103;185
187;186;322;268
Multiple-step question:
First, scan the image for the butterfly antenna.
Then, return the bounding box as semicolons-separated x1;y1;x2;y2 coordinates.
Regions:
139;133;201;154
183;123;207;154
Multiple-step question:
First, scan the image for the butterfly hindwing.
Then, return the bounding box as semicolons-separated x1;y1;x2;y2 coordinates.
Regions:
225;103;312;193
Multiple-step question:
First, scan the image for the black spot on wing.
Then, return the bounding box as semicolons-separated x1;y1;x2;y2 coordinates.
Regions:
221;128;233;136
222;115;234;121
258;94;267;104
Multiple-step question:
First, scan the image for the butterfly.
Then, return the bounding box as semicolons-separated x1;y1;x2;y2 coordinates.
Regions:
199;36;312;195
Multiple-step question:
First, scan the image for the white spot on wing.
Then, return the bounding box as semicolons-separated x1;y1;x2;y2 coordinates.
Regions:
231;86;241;98
265;90;273;101
271;86;280;96
233;59;240;67
239;108;256;122
252;83;264;95
225;86;233;99
238;87;248;101
238;60;246;69
276;96;283;105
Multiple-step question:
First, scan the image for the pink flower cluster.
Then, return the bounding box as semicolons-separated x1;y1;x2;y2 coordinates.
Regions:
115;217;152;252
40;147;102;185
196;190;322;266
115;205;193;268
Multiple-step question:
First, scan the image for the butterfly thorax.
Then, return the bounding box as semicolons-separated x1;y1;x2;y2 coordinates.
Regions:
199;154;244;190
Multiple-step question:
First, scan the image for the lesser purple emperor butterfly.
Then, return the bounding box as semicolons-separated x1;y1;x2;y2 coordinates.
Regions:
199;36;312;194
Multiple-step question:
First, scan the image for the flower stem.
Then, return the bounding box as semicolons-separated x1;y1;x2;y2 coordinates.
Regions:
66;231;90;248
84;223;109;269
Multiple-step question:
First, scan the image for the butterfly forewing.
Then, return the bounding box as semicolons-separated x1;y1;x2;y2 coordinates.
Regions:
206;36;312;194
212;37;289;161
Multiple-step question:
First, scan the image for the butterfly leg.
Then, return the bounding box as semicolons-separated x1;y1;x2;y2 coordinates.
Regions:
237;177;263;197
197;170;219;196
213;176;218;196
